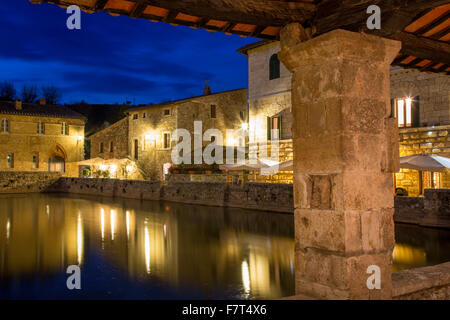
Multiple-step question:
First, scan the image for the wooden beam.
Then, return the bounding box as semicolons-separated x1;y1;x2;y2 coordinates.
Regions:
130;0;147;18
389;32;450;65
94;0;109;11
314;0;450;35
137;0;315;26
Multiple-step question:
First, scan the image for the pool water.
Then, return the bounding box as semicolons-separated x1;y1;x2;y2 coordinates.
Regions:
0;193;448;299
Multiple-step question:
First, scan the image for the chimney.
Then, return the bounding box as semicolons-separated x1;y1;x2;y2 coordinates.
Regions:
39;98;46;105
15;98;22;110
203;80;211;96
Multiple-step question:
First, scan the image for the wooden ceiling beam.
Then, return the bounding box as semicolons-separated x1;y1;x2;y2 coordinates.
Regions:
314;0;450;36
134;0;315;26
389;31;450;65
94;0;109;11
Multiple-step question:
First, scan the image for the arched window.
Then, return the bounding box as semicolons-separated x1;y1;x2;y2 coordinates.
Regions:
269;54;280;80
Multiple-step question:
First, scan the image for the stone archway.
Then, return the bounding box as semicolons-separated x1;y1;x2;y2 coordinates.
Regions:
48;144;67;173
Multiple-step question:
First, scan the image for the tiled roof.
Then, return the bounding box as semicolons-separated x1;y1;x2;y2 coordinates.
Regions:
0;101;86;120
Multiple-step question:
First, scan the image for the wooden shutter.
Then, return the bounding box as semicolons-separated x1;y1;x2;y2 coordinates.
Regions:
279;116;282;140
412;96;420;127
267;117;271;141
390;98;395;118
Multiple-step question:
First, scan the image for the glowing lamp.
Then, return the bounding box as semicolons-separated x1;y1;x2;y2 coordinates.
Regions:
99;164;108;171
241;123;249;131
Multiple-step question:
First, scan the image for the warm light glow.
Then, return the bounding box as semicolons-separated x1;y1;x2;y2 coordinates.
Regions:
46;205;50;216
227;137;237;146
397;99;404;127
100;208;105;241
109;165;117;173
241;123;249;131
126;165;133;173
99;164;108;171
126;211;130;240
77;213;83;265
405;98;412;126
110;210;116;240
145;132;158;142
241;260;251;294
163;224;167;238
145;226;151;274
76;136;84;142
6;219;10;240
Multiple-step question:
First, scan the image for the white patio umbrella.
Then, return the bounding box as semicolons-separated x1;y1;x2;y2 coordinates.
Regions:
219;158;279;171
400;154;450;172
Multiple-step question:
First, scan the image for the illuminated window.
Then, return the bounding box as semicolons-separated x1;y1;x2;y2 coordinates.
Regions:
37;122;45;134
1;119;9;133
267;116;281;140
163;133;171;149
32;154;39;169
7;154;14;168
61;122;69;135
269;54;280;80
433;172;441;189
394;97;419;128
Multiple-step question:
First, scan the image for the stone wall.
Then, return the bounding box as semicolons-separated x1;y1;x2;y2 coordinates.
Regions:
45;178;294;213
392;262;450;299
127;89;248;181
0;114;85;177
0;171;61;193
394;189;450;228
90;118;129;160
391;69;449;126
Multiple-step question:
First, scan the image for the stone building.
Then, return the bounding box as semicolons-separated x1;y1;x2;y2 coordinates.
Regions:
0;99;85;177
92;88;248;180
237;41;450;190
90;118;129;160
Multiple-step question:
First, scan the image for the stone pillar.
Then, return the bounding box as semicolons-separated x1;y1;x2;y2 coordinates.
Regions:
278;28;401;299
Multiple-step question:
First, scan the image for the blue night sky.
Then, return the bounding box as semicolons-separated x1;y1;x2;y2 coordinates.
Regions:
0;0;257;104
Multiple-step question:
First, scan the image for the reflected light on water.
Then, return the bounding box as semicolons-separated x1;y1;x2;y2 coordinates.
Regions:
126;211;130;240
110;210;116;241
393;243;427;268
77;213;83;265
6;219;10;241
100;208;105;242
241;260;251;294
145;226;151;274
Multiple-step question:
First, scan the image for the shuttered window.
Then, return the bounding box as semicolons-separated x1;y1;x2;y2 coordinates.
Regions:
269;54;280;80
267;116;282;140
394;96;420;128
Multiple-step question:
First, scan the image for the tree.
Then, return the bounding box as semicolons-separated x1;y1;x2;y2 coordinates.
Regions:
0;81;16;101
41;86;62;105
21;85;38;103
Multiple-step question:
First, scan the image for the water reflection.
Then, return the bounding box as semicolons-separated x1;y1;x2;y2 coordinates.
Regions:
0;193;448;299
0;194;295;299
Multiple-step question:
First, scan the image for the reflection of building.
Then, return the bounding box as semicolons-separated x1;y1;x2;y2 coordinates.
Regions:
0;99;85;177
237;41;450;189
92;87;248;180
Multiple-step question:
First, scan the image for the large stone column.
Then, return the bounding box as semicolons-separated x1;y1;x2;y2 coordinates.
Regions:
278;27;401;299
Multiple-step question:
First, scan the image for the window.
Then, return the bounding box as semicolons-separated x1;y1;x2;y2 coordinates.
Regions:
133;114;138;120
142;113;146;119
392;97;420;128
210;105;216;119
1;119;9;133
7;154;14;169
99;142;104;153
61;122;69;135
164;109;171;116
267;116;282;140
269;53;281;80
37;122;45;134
110;141;114;153
163;133;171;149
240;111;245;121
32;154;39;169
